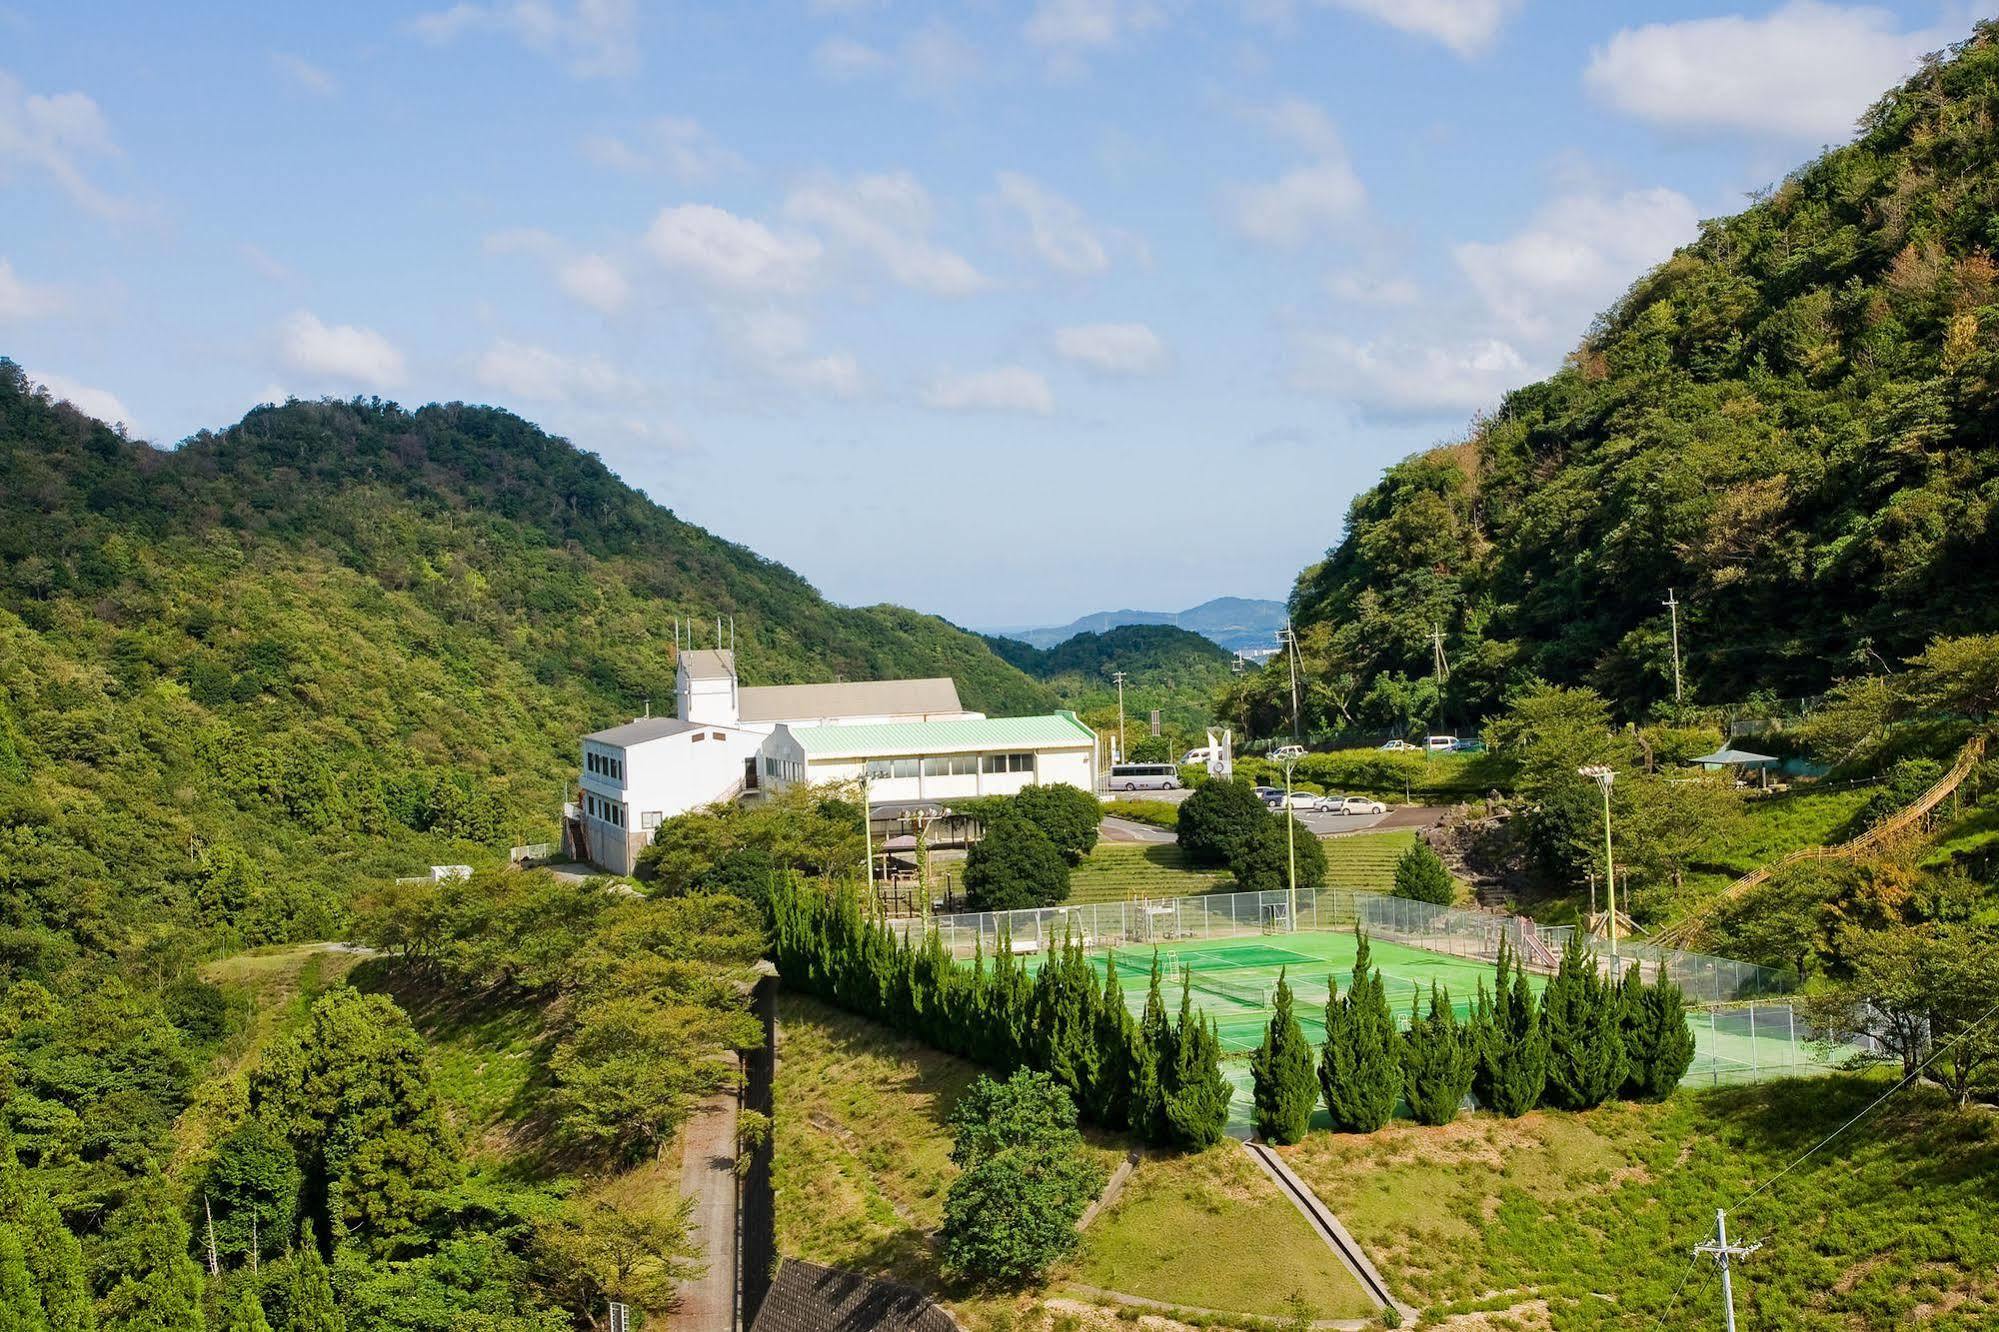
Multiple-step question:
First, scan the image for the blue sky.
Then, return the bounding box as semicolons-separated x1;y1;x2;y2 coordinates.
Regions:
1;1;1983;628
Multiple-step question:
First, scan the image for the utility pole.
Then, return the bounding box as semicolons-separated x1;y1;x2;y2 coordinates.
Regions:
1693;1209;1760;1332
1111;670;1128;761
1663;589;1683;704
1283;755;1299;931
1431;622;1450;683
1579;765;1618;959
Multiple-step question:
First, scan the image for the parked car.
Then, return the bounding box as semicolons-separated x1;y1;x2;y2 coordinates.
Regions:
1271;744;1308;761
1378;738;1418;752
1284;790;1329;812
1424;735;1458;752
1339;795;1387;815
1253;785;1285;808
1449;737;1486;753
1180;747;1216;766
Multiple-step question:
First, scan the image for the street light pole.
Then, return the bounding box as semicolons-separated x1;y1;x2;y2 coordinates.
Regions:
1284;755;1298;931
1579;764;1618;959
1112;670;1128;762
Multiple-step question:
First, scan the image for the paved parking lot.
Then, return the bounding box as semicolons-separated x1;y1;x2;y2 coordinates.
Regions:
1098;787;1445;840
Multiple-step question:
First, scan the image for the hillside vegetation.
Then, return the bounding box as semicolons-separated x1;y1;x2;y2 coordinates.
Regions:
986;623;1233;751
1286;24;1999;728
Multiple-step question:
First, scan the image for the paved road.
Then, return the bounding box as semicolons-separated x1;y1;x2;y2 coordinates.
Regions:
675;1090;740;1331
1099;792;1447;841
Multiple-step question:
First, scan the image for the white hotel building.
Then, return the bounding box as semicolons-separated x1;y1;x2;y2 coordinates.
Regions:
565;650;1098;874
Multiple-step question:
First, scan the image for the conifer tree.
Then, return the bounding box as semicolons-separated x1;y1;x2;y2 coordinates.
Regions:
1161;978;1231;1150
1088;954;1138;1131
1623;965;1697;1100
1133;954;1172;1143
1250;969;1316;1144
222;1291;273;1332
9;1191;90;1332
1541;934;1626;1110
285;1225;344;1332
1317;932;1400;1132
1400;985;1476;1126
0;1227;46;1332
98;1168;205;1332
1473;940;1547;1117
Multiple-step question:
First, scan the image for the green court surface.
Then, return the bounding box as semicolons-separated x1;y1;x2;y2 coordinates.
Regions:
1013;928;1854;1136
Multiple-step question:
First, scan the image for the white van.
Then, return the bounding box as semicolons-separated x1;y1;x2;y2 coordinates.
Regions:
1110;763;1181;791
1424;735;1458;752
1180;747;1216;766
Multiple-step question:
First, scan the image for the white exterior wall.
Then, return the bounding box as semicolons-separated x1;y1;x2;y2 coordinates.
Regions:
577;725;765;873
676;661;740;727
802;743;1096;804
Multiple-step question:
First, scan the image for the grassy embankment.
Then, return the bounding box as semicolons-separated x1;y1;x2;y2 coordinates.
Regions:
1068;831;1417;906
773;993;1375;1330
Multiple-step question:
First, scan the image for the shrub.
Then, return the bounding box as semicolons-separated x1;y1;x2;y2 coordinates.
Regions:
1160;979;1232;1150
1620;965;1696;1101
1012;784;1102;863
1541;934;1626;1110
940;1071;1105;1286
1318;932;1400;1133
1391;841;1455;905
1471;940;1547;1116
965;816;1071;910
1177;779;1268;867
1399;985;1475;1126
1229;815;1327;893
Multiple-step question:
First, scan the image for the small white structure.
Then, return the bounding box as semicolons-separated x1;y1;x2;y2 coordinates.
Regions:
564;649;1098;874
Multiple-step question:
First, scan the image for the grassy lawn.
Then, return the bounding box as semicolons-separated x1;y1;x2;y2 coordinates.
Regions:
1068;843;1234;903
1068;1144;1376;1322
1321;830;1416;892
1283;1077;1999;1328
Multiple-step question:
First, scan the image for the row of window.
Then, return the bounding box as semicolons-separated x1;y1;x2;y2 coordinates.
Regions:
863;752;1036;780
586;751;625;782
582;792;627;827
761;755;805;783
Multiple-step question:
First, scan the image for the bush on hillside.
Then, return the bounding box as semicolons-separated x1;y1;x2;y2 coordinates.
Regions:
1177;779;1268;867
964;816;1071;910
1392;841;1455;904
1229;815;1327;893
940;1071;1106;1285
1012;783;1102;863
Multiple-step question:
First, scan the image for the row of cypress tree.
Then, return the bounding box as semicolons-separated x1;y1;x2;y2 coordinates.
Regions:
1252;931;1698;1142
768;880;1234;1149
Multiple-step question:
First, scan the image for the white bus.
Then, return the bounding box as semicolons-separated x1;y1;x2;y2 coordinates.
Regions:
1109;762;1181;791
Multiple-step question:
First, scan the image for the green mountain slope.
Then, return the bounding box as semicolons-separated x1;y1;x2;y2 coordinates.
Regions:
1291;25;1999;722
984;624;1233;743
0;367;1050;943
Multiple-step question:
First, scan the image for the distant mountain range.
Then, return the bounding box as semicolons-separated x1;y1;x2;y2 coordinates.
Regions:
983;597;1287;654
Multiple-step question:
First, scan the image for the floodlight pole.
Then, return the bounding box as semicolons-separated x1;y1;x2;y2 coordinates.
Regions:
862;767;875;906
1112;670;1128;761
1579;765;1618;960
1284;755;1298;931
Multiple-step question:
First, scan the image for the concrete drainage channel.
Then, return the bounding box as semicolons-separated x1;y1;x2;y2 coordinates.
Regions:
1241;1140;1418;1327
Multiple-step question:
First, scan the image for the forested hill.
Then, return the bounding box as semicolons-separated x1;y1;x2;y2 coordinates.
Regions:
984;622;1234;691
0;365;1049;935
1291;24;1999;723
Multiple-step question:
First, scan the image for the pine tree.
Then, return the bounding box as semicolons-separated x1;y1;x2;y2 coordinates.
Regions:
1541;934;1626;1110
1160;978;1231;1150
98;1168;205;1332
0;1226;47;1332
1400;985;1476;1126
285;1225;343;1332
1317;932;1401;1132
1623;965;1697;1101
1088;954;1137;1131
222;1291;273;1332
1250;969;1316;1144
1473;940;1547;1117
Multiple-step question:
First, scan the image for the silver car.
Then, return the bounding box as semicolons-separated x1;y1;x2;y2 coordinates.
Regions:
1339;795;1386;815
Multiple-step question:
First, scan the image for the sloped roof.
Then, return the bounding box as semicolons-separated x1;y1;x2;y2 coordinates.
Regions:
585;716;702;746
1691;747;1779;766
794;711;1096;758
738;677;964;724
678;649;738;680
748;1260;957;1332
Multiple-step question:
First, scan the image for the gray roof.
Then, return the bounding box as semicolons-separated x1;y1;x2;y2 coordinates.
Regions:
584;716;701;747
749;1260;956;1332
678;648;738;680
738;677;964;724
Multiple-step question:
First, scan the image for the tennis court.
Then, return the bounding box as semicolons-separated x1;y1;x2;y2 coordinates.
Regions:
1014;927;1860;1136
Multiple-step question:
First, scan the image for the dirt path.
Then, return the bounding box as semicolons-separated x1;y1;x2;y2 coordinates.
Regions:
675;1091;741;1330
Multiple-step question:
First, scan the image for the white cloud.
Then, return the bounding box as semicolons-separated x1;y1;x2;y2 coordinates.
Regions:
1453;186;1699;341
580;116;742;180
410;0;639;79
901;21;982;99
993;171;1119;277
644;204;822;294
270;52;338;95
239;243;294;283
1024;0;1166;73
1326;269;1420;306
1227;161;1366;246
807;0;884;13
922;366;1055;415
1290;332;1528;416
1584;2;1939;142
812;36;892;81
0;70;125;218
1246;96;1347;158
279;310;408;389
724;310;863;397
556;254;630;314
1053;322;1166;375
30;369;139;434
474;339;636;402
0;257;66;320
785;172;988;297
1313;0;1517;58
